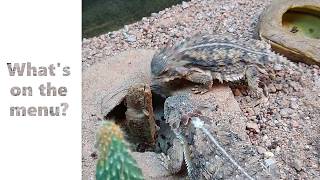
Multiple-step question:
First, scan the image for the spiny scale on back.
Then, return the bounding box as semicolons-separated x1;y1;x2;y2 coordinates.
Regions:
151;33;289;95
152;34;270;75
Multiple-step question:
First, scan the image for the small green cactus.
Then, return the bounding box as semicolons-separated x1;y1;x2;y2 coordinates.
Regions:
96;121;144;180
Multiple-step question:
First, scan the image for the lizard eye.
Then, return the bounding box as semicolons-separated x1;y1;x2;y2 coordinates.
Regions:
181;114;190;126
193;109;202;115
171;122;178;129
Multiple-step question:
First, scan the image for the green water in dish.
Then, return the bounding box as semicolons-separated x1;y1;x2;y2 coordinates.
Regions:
283;10;320;39
83;0;185;38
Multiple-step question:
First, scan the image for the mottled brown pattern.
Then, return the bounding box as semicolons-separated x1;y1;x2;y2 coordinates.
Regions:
151;34;290;96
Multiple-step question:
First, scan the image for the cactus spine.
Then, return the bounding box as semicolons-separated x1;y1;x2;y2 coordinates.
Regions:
96;121;144;180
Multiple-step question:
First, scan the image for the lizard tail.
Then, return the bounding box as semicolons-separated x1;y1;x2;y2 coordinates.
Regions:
182;138;198;180
272;51;300;71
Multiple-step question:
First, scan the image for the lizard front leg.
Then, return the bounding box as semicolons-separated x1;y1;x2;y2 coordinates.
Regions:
159;138;185;175
186;69;213;94
160;136;198;180
245;65;264;98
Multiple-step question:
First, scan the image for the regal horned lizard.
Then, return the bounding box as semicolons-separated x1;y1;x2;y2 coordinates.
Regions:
161;94;274;179
151;34;293;96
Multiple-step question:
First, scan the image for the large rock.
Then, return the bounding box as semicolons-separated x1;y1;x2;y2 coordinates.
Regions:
83;49;156;116
132;152;181;180
82;49;155;180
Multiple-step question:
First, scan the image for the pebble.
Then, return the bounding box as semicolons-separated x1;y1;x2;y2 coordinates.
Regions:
290;101;299;109
227;27;236;33
280;99;290;107
262;135;269;142
275;84;283;91
280;108;293;118
246;108;255;116
265;158;276;167
256;146;267;154
151;13;158;17
274;113;281;121
264;151;274;158
126;35;137;43
293;159;303;171
291;120;299;128
304;145;311;151
124;25;129;32
246;122;260;133
268;84;277;93
181;1;189;9
289;81;300;91
274;64;283;71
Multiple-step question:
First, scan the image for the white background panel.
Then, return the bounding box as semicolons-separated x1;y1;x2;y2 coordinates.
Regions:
0;0;81;179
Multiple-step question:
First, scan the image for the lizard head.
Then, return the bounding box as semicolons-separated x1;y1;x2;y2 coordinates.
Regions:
151;49;171;76
151;43;189;76
164;95;201;137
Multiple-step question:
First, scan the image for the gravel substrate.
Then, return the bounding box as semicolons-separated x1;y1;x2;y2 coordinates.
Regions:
235;62;320;179
82;0;320;179
82;0;270;70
